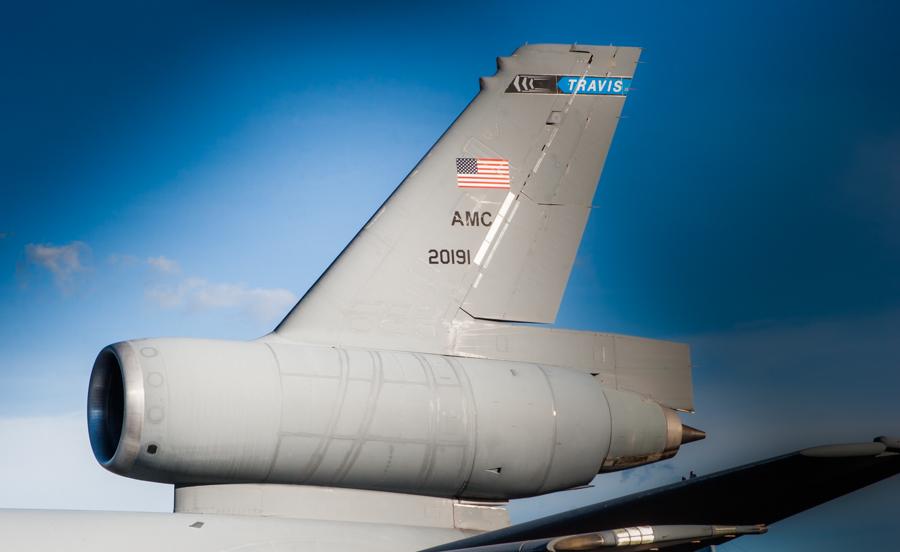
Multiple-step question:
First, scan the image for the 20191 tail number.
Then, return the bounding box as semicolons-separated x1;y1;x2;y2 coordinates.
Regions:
428;249;471;265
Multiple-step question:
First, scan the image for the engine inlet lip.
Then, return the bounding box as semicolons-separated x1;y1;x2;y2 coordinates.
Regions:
87;342;144;472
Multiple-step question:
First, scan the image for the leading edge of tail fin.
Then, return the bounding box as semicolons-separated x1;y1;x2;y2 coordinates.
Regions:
275;44;640;353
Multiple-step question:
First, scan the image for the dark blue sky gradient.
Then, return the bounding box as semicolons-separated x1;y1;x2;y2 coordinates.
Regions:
1;1;899;549
4;1;899;337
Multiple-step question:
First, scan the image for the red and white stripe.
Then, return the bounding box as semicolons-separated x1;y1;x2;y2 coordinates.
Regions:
457;158;510;189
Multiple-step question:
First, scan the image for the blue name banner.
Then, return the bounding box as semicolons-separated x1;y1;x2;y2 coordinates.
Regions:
505;75;632;95
557;76;631;95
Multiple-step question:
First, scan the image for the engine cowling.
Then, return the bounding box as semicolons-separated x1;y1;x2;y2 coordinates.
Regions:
88;337;697;499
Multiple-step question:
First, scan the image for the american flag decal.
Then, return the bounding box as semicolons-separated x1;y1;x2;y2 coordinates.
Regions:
456;157;511;189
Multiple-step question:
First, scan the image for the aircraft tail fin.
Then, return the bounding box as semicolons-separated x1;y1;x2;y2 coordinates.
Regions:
276;44;640;353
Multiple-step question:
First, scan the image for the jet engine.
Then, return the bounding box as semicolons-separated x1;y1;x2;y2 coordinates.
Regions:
88;338;701;499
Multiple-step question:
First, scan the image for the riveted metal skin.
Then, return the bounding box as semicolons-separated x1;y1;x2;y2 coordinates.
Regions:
87;337;686;500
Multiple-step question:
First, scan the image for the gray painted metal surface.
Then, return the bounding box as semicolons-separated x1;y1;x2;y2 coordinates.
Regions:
450;321;693;412
425;438;900;552
275;44;640;352
263;41;692;415
174;484;510;532
3;43;712;551
2;41;896;552
89;337;689;499
432;524;767;552
0;509;468;551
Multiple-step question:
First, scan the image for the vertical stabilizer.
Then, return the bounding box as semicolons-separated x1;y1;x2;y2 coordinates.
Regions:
276;44;640;352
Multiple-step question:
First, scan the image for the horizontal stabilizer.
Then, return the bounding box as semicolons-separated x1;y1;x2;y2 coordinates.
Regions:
434;524;766;552
424;437;900;552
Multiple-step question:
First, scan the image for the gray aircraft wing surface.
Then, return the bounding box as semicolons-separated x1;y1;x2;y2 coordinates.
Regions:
424;437;900;552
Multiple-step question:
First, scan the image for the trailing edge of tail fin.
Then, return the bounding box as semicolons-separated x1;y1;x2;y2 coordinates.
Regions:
276;44;640;354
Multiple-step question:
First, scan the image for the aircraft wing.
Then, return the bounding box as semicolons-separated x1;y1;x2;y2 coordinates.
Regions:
424;437;900;552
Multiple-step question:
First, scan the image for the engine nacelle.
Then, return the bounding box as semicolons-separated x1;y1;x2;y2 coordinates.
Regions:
88;337;694;499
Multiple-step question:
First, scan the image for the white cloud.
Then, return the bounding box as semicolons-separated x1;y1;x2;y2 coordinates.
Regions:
25;241;90;292
145;255;180;274
107;253;140;267
147;277;297;322
109;254;180;273
0;413;171;511
107;251;294;323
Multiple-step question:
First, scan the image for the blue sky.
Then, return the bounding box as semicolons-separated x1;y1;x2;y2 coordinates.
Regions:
1;1;899;549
